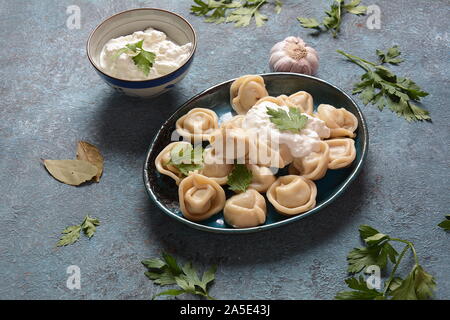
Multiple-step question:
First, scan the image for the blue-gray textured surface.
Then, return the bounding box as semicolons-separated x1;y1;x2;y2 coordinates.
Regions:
0;0;449;300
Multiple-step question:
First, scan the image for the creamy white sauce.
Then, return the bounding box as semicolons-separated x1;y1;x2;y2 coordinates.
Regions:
242;102;330;158
99;28;192;80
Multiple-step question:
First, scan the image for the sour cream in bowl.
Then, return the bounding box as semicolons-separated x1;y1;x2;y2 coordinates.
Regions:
87;8;197;98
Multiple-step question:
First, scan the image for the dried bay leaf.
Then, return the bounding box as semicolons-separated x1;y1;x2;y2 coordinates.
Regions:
43;159;98;186
76;141;104;182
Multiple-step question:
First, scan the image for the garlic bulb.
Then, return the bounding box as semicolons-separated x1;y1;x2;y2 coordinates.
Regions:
269;36;319;75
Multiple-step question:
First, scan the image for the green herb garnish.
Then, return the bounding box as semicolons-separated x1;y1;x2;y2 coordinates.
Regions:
297;0;367;38
114;40;156;76
438;215;450;231
337;47;430;122
227;164;252;192
267;106;308;133
57;215;100;247
168;144;203;176
376;45;404;65
191;0;282;27
142;252;217;300
336;225;436;300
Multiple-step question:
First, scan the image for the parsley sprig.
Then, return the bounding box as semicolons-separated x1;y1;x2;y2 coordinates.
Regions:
114;40;156;76
57;215;100;247
267;107;308;133
142;252;217;300
336;225;436;300
298;0;367;38
191;0;282;27
438;215;450;231
337;47;430;122
168;144;203;176
227;164;253;192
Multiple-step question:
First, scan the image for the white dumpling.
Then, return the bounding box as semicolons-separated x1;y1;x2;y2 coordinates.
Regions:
325;138;356;169
289;141;329;180
315;104;358;138
199;147;234;185
267;175;317;215
178;173;226;222
230;75;268;115
246;164;276;193
224;189;266;228
155;142;192;185
278;91;314;115
176;108;219;142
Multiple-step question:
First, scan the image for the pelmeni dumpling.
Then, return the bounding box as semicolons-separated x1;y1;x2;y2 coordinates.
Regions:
278;91;314;115
220;115;245;130
209;127;250;163
224;189;267;228
246;164;276;193
230;75;269;115
176;108;219;142
289;141;329;180
155;142;192;185
325;138;356;169
178;173;226;222
247;139;293;168
200;147;234;185
267;175;317;215
315;104;358;138
230;75;264;102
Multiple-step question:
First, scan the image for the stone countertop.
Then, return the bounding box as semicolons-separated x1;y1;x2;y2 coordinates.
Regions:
0;0;448;299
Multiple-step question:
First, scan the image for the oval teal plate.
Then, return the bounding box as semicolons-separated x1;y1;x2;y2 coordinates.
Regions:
143;73;368;233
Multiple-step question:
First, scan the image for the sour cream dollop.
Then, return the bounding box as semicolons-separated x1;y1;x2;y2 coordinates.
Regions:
242;102;330;158
99;28;192;80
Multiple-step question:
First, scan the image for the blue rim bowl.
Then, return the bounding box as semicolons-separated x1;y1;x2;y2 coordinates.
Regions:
143;73;369;233
87;8;197;98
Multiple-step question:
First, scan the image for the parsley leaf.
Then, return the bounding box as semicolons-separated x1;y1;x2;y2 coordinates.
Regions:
347;245;396;274
142;252;217;300
168;144;203;176
376;45;404;65
57;225;81;247
57;215;100;247
347;225;398;273
390;265;436;300
337;48;431;122
335;276;384;300
227;164;252;192
226;2;268;27
191;0;282;27
267;107;308;133
115;40;156;77
132;50;156;76
298;0;367;37
336;224;437;300
297;17;321;29
438;215;450;231
81;215;100;238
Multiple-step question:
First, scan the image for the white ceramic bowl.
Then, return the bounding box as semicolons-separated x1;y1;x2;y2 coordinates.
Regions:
87;8;197;98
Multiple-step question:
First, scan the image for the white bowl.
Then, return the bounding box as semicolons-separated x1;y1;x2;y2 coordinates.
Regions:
87;8;197;98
